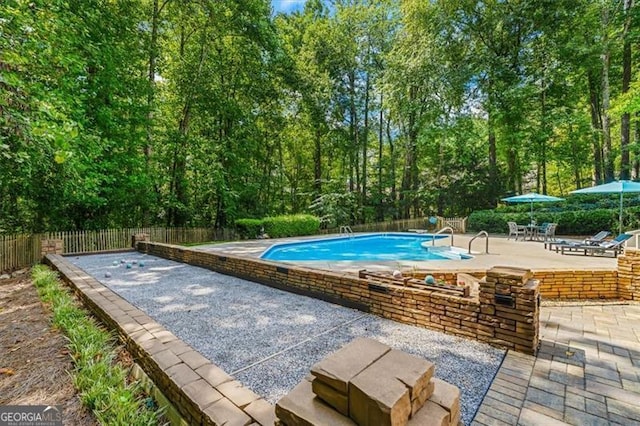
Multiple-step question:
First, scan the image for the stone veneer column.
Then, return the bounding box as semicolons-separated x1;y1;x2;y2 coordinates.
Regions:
131;233;150;249
617;248;640;300
41;239;63;257
479;266;540;355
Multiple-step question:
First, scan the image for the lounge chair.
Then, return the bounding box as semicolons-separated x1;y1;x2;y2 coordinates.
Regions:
560;233;632;257
546;230;610;251
507;221;526;241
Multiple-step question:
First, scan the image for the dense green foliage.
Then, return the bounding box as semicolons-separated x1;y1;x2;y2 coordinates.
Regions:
469;194;640;234
235;218;264;239
31;265;162;425
262;214;321;238
2;0;640;233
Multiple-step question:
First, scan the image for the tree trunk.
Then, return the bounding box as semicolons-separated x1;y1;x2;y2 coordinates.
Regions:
588;72;604;184
348;71;357;195
313;129;322;196
487;111;499;207
387;118;397;220
361;71;370;222
377;91;384;221
634;112;640;178
620;0;633;180
540;79;548;194
601;5;615;182
400;86;418;219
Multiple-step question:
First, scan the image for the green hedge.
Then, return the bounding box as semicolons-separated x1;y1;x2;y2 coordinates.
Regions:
234;218;263;239
468;209;619;235
262;214;320;238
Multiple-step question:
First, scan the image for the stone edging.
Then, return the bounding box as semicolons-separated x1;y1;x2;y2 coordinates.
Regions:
44;254;276;426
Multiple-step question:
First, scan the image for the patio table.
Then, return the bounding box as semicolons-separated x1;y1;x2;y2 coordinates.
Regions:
524;224;544;241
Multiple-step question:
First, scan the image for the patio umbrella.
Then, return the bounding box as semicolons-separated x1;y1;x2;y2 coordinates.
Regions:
501;192;564;223
570;180;640;234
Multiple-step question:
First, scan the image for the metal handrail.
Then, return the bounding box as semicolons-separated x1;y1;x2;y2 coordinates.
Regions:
468;231;489;254
432;226;454;246
339;225;353;237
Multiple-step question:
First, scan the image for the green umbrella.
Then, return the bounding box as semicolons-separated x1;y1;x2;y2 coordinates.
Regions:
501;192;564;223
571;180;640;234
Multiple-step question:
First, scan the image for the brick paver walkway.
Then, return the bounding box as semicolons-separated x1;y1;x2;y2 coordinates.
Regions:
473;304;640;425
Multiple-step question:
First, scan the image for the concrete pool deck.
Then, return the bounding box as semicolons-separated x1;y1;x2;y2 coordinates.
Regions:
194;233;619;273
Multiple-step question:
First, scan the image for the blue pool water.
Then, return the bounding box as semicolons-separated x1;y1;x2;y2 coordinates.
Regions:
260;233;473;261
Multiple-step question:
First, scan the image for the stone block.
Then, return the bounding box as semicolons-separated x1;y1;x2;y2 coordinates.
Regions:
196;363;233;388
275;378;355;426
372;349;434;403
348;360;412;426
411;380;435;417
408;401;450;426
312;378;349;416
244;399;277;426
429;378;460;421
310;337;390;394
203;397;252;426
217;380;261;409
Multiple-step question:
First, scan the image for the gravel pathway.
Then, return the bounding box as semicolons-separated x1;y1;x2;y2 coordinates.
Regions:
70;252;505;425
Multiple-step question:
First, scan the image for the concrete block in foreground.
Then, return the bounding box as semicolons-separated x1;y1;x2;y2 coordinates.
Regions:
429;378;461;424
408;400;450;426
310;337;390;394
348;362;411;426
312;378;349;416
371;349;435;402
275;378;356;426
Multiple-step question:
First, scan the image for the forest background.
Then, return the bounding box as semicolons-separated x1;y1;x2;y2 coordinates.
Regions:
1;0;639;233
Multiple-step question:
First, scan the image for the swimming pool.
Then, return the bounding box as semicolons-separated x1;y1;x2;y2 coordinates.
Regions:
260;233;473;261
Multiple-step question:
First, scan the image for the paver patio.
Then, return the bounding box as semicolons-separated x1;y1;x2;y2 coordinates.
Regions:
473;303;640;425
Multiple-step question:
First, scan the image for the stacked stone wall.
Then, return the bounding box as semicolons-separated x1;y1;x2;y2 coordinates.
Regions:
618;248;640;300
533;270;619;299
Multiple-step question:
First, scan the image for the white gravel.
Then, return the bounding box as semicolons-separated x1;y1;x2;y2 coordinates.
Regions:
70;252;505;425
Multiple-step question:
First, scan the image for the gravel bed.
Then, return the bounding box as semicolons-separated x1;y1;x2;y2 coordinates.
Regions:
70;252;505;425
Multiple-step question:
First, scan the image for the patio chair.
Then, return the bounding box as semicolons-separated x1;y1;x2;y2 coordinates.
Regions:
507;221;526;241
560;233;632;257
546;230;610;250
539;223;558;243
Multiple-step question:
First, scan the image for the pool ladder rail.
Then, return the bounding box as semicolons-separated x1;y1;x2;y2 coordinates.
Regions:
431;226;454;246
468;230;489;254
339;225;354;238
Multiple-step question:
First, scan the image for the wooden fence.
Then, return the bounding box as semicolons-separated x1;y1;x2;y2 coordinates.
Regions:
0;227;235;273
1;217;468;273
324;216;468;234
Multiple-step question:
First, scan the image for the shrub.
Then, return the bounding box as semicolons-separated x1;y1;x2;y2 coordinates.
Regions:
468;208;617;235
262;214;320;238
234;218;264;239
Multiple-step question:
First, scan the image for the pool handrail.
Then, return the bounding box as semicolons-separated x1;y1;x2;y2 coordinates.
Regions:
432;226;454;246
468;231;489;254
339;225;353;238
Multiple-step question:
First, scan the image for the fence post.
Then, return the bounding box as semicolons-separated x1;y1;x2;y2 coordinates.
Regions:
41;239;64;258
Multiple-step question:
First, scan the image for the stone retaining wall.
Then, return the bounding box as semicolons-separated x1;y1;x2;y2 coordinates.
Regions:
44;254;276;426
534;270;619;299
618;248;640;301
137;242;540;355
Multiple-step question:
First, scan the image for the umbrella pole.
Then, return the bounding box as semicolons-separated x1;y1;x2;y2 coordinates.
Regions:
530;201;534;224
620;191;623;234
